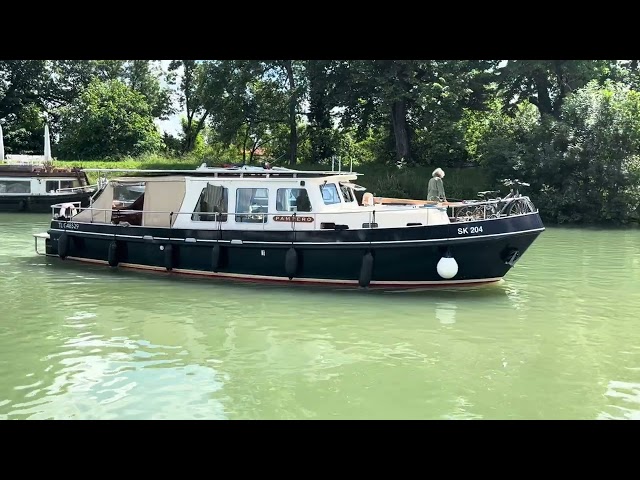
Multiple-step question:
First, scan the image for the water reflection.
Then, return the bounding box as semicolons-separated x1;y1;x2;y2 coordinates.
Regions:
435;302;457;325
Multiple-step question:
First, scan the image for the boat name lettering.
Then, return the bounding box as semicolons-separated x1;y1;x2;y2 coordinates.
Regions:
273;215;314;223
58;221;79;230
457;226;483;235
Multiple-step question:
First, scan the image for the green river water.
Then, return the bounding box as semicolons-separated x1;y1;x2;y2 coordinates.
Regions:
1;213;639;420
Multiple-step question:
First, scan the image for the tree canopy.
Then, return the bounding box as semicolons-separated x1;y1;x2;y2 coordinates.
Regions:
1;59;639;224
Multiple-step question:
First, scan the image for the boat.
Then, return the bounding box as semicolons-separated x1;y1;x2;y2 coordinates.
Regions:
0;125;98;212
32;163;545;289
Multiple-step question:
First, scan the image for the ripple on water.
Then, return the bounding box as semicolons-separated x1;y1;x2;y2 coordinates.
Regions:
598;381;640;420
6;342;228;420
2;220;640;419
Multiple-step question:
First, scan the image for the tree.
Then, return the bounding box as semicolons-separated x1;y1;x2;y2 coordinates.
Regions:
333;60;497;165
169;60;230;154
57;79;163;159
496;60;614;118
306;60;342;164
123;60;174;120
207;60;280;164
0;60;49;153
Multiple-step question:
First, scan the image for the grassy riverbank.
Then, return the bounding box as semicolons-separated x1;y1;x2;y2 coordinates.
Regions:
53;156;491;201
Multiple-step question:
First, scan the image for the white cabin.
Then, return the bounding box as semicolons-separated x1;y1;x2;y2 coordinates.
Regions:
72;166;451;230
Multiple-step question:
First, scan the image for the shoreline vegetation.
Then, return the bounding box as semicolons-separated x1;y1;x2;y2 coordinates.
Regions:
3;60;640;226
8;154;639;227
53;156;491;203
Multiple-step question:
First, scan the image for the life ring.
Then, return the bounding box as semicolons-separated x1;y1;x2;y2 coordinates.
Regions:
59;202;78;219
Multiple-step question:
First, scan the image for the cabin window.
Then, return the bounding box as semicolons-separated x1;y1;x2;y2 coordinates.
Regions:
276;188;312;212
192;184;228;222
112;183;145;208
46;180;59;192
236;188;269;223
339;184;356;203
319;183;341;205
60;180;77;189
0;180;31;194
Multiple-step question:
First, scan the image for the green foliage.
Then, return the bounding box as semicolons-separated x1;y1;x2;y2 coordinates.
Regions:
335;129;379;167
478;81;640;224
348;164;490;201
331;60;496;165
497;60;614;118
1;103;47;155
0;60;49;153
56;79;163;160
162;132;182;156
123;60;174;120
5;59;640;226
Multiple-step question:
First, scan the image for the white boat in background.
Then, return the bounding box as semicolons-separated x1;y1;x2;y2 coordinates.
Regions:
0;125;98;212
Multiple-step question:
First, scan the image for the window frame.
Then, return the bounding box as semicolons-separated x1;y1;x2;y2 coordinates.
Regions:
235;187;269;223
319;183;341;205
191;184;229;222
276;187;312;212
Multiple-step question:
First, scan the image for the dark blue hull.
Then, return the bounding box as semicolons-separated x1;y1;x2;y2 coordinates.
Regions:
44;212;544;288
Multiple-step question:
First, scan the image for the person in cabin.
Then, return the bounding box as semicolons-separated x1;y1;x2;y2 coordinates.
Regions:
427;167;446;202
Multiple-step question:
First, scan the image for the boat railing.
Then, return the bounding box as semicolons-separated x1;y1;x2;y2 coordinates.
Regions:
54;184;100;195
50;204;407;229
49;197;537;230
3;155;50;166
450;196;537;221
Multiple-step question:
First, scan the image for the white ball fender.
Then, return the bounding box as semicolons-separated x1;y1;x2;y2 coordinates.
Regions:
437;256;458;279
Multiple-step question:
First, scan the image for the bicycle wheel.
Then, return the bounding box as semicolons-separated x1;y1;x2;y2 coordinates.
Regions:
459;205;485;221
506;199;530;216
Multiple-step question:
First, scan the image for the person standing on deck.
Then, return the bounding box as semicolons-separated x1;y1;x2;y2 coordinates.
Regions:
427;168;446;202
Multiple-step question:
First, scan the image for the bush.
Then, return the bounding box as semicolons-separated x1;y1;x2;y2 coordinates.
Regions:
476;83;640;225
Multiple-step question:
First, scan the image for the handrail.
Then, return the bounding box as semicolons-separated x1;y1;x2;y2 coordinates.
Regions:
54;184;99;194
452;196;537;220
49;204;446;218
49;195;537;226
81;167;363;177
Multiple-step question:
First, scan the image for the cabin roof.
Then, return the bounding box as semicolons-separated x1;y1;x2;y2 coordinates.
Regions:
0;164;87;178
88;165;361;182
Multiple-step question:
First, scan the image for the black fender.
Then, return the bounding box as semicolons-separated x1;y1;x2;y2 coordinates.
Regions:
285;247;298;279
108;241;119;267
212;244;221;272
164;244;173;271
58;233;69;259
358;251;374;288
